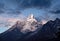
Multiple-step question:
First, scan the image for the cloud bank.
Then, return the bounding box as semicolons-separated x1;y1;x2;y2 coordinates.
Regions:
0;0;52;14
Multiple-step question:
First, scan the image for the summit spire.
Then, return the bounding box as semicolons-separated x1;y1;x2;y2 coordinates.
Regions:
27;14;37;22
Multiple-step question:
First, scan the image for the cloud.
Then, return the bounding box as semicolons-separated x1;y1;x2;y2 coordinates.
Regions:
0;0;21;15
0;0;52;14
0;14;26;28
0;2;5;14
6;0;51;8
50;10;60;14
48;0;60;14
6;9;21;15
17;0;52;9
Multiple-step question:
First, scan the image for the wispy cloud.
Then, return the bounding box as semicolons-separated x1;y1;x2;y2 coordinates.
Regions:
0;14;26;28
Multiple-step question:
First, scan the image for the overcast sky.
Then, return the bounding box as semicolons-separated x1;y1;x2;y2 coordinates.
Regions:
0;0;60;33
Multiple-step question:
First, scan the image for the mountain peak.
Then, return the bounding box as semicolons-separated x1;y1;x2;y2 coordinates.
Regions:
8;14;41;33
55;18;60;22
27;14;37;23
27;14;34;19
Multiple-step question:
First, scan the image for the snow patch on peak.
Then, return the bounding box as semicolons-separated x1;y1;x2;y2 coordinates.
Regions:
27;14;37;23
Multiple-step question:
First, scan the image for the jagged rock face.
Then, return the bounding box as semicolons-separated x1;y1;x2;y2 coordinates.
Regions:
11;14;42;33
21;14;38;33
